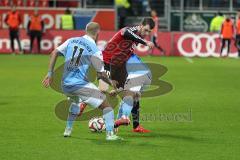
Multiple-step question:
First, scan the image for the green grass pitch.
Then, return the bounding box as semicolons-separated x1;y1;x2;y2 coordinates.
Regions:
0;55;239;160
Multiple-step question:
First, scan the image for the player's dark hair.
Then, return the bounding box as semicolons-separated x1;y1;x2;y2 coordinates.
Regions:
141;18;155;30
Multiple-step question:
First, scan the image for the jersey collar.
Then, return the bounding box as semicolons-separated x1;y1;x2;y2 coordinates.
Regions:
83;35;95;44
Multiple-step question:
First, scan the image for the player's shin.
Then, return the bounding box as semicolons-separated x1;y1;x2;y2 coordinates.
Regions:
103;107;115;135
66;102;80;129
117;101;123;119
114;96;133;128
121;96;134;118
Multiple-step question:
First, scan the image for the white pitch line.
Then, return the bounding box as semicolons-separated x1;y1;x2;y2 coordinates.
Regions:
184;57;194;63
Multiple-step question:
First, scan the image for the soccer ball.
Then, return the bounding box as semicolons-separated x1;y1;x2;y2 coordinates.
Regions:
88;117;106;132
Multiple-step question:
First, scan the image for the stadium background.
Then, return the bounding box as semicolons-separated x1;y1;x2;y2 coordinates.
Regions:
1;0;240;56
0;1;240;160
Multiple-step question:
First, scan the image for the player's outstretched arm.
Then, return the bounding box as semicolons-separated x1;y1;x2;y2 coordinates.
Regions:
42;49;59;88
123;28;154;49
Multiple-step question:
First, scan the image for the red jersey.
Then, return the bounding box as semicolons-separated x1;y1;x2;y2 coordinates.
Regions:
103;26;146;66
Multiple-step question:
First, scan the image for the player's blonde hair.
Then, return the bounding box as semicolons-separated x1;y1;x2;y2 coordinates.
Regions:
85;22;100;37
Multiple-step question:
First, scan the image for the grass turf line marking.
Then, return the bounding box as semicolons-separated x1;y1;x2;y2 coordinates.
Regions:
184;57;194;63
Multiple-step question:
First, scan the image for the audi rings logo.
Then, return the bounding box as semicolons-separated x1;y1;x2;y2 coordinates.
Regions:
177;33;237;57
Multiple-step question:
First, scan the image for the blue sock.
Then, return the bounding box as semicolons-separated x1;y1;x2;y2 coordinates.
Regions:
121;96;134;118
117;101;123;119
103;107;114;132
66;103;80;129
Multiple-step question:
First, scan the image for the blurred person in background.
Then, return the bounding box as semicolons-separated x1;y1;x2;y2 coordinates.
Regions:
210;12;225;32
60;8;74;30
220;15;234;57
150;10;165;55
27;9;45;54
4;6;22;54
115;0;130;29
235;10;240;58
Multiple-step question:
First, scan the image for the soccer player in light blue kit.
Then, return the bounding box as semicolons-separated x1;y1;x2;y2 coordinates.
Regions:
42;22;121;141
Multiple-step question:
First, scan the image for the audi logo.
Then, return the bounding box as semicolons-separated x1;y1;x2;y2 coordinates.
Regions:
177;33;238;57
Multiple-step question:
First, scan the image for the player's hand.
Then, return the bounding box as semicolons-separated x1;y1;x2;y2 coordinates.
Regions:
109;87;123;97
42;75;52;88
146;41;154;49
109;89;118;97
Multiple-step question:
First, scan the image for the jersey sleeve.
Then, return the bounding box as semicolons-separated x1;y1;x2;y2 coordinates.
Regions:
56;39;70;56
122;27;147;45
91;50;104;72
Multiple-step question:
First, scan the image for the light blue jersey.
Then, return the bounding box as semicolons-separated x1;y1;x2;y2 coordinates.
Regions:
56;35;103;93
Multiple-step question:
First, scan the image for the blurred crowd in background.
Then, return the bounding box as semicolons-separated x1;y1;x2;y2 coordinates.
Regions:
2;0;240;56
2;0;240;31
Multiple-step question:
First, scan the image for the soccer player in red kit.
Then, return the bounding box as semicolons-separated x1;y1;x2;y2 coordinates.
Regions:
101;18;155;133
